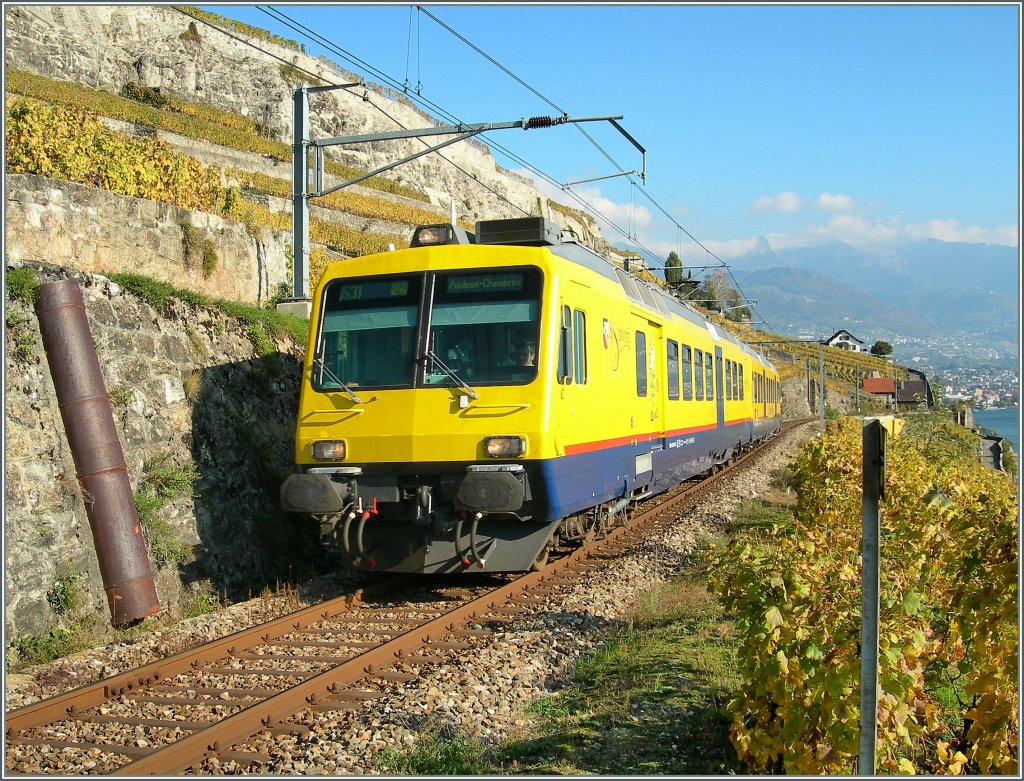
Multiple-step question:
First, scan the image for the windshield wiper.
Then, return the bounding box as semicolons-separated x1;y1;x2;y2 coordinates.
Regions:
313;355;363;404
424;349;479;400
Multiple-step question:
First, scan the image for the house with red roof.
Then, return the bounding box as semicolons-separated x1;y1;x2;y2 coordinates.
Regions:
863;377;896;407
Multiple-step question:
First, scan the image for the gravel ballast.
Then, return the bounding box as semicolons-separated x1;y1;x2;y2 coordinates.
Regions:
5;424;815;775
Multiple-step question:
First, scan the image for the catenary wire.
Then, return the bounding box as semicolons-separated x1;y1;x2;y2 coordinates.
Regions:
414;6;767;322
253;5;708;274
177;5;766;325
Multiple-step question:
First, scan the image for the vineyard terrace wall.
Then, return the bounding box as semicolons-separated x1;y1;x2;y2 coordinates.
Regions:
5;174;289;308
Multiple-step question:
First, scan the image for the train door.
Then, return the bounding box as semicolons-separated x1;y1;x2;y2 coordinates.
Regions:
649;321;664;445
714;347;725;455
630;321;659;496
761;371;768;419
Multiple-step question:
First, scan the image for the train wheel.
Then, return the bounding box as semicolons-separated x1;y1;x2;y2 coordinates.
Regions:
530;543;550;571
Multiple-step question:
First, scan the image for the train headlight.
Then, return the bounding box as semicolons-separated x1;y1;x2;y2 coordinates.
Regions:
484;436;526;458
311;440;347;461
412;225;450;246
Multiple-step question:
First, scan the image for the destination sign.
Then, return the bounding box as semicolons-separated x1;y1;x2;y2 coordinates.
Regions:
337;279;410;302
446;274;524;294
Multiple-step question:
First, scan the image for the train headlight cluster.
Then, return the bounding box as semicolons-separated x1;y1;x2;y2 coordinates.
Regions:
484;436;526;458
311;440;347;461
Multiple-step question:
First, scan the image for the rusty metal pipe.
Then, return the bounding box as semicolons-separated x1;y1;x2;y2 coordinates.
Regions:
35;278;160;626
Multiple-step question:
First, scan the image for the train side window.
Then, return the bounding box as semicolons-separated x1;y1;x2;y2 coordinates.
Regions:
573;309;587;384
558;305;572;384
681;344;693;401
635;331;647;397
667;340;679;400
725;359;732;400
705;353;714;400
694;348;704;400
738;363;744;400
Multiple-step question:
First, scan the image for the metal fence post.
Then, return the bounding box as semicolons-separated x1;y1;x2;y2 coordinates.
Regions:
859;418;886;774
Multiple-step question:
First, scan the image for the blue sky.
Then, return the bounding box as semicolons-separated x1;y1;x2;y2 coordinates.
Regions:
200;3;1020;263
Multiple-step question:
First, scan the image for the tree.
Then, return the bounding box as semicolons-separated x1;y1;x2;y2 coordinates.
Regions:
665;251;683;285
870;340;893;357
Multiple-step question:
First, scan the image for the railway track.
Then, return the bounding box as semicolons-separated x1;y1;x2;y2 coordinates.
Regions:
5;420;811;776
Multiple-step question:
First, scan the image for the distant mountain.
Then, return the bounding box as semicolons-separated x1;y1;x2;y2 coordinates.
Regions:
732;266;934;341
729;237;1018;345
616;237;1019;359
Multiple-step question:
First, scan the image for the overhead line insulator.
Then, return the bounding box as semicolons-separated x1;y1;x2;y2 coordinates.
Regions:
523;116;554;130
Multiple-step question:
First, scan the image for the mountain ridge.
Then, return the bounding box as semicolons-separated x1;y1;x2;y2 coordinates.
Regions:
615;236;1019;366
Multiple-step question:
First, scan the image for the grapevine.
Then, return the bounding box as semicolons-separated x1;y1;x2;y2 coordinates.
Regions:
706;414;1017;774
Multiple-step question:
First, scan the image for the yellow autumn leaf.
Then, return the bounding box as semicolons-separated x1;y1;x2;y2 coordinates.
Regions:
776;650;789;675
897;757;916;774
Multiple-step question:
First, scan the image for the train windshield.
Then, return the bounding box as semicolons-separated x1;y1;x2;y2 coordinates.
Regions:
314;267;542;391
426;268;542;386
316;276;422;390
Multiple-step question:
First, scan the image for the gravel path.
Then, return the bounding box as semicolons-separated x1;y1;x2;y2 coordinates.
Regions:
5;424;814;775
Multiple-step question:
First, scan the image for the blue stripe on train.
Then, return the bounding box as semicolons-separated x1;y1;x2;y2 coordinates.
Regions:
536;421;758;520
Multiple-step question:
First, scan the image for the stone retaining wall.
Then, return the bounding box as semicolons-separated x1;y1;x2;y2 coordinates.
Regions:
4;262;320;640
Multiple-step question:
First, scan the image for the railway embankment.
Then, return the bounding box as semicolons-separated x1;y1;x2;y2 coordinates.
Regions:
5;423;816;775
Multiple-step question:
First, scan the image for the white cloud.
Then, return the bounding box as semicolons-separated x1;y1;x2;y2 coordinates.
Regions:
512;169;1018;258
904;218;1019;246
825;214;904;245
519;169;653;238
815;192;853;211
752;192;801;212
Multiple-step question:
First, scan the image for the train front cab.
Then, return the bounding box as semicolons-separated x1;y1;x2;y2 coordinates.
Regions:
282;227;589;574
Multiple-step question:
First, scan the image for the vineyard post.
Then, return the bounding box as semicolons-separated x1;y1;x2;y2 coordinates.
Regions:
859;415;903;774
859;417;884;774
818;343;825;425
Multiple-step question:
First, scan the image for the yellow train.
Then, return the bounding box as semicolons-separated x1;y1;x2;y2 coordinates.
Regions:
281;217;782;573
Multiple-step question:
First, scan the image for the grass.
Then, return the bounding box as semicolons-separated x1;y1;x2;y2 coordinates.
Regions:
9;620;97;668
133;452;198;567
379;573;747;776
107;271;308;350
5;266;40;305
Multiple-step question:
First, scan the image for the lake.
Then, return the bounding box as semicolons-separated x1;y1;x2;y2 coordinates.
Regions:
973;408;1019;453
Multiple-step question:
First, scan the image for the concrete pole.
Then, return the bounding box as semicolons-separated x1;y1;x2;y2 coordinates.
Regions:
291;85;310;301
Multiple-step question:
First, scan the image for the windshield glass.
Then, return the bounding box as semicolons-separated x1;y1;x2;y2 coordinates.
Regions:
316;276;421;390
314;267;542;391
426;269;542;386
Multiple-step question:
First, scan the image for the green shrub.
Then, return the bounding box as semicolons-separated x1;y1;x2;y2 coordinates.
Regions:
46;569;85;616
5;310;36;362
201;238;218;278
10;622;96;667
5;266;40;305
119;82;169;109
134;452;197;567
